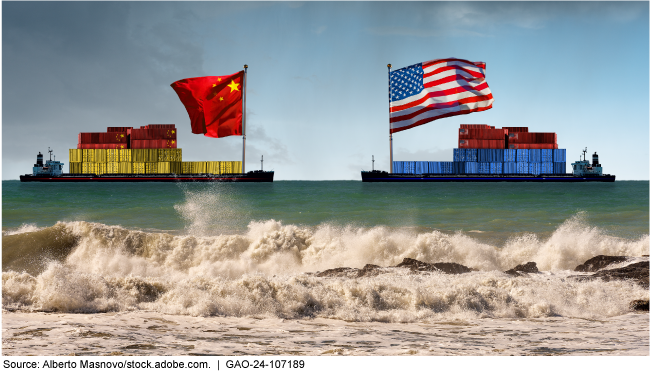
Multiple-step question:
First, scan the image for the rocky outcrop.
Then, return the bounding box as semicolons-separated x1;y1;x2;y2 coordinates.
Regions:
504;262;539;277
315;258;473;278
394;258;474;274
571;261;649;288
630;300;649;312
574;255;629;272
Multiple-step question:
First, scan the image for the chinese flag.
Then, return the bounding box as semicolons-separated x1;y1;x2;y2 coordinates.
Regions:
170;71;244;138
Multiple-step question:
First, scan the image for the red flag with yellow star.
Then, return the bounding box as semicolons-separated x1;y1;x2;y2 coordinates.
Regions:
170;71;244;138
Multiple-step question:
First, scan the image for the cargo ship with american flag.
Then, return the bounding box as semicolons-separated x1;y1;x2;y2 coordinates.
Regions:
361;58;615;182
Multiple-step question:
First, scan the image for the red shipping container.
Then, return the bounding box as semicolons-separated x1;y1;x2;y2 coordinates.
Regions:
503;127;529;133
130;128;177;140
77;143;126;149
460;124;491;130
459;128;507;140
508;143;558;149
78;132;128;144
458;139;506;149
130;139;177;149
107;127;133;132
508;132;556;144
145;124;176;130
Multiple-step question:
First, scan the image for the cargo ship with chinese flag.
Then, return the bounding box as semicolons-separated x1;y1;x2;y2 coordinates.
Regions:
19;124;273;182
20;66;274;182
361;58;614;182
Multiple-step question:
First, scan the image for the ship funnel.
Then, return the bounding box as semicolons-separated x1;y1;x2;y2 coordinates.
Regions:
592;152;600;167
35;152;44;167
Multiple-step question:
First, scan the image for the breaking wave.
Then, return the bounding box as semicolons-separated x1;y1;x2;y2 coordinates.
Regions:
2;214;648;321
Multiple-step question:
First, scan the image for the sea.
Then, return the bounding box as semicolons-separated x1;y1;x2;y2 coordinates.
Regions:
2;180;649;359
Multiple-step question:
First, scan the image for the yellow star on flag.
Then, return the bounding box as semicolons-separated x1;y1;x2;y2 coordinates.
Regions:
120;134;124;137
220;97;224;101
172;130;175;134
227;80;240;92
172;140;175;144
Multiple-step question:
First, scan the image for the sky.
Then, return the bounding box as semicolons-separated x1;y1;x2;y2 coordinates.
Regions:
2;1;648;180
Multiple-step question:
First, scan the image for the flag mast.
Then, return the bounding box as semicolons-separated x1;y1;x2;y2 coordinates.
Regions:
242;64;248;173
388;63;393;173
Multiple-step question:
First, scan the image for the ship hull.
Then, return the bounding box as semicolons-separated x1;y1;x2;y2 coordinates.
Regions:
361;171;615;182
19;171;274;182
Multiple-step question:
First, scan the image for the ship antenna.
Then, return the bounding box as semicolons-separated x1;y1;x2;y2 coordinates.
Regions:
372;155;375;171
48;147;53;161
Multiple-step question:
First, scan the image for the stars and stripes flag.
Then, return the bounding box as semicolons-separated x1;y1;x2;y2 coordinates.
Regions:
389;58;494;133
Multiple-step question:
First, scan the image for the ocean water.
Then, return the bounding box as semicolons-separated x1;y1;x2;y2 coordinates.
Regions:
2;180;649;355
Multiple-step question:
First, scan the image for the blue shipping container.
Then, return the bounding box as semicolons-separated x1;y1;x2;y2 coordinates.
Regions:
503;162;517;174
490;162;503;174
504;149;517;162
478;162;490;174
453;148;463;162
529;162;542;175
465;162;478;174
415;161;428;174
553;149;566;163
541;149;553;163
516;149;530;162
553;162;566;174
453;162;465;175
466;149;478;162
393;161;403;173
541;162;553;174
516;162;528;174
529;149;542;163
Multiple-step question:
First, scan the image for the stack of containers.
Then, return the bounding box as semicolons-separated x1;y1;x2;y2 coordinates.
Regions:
69;124;242;175
393;125;567;175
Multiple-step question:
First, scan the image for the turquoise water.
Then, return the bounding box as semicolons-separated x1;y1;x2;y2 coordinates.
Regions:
3;180;648;239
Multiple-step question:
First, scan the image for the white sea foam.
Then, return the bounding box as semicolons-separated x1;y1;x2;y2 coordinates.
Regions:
2;215;648;321
2;223;41;236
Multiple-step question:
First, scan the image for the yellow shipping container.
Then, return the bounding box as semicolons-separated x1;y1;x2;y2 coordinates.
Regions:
69;149;83;163
132;162;146;174
206;161;220;174
157;148;183;162
119;149;132;162
132;149;160;163
106;162;120;174
82;149;94;162
119;162;133;174
81;162;107;175
69;162;83;174
106;149;119;162
93;149;108;163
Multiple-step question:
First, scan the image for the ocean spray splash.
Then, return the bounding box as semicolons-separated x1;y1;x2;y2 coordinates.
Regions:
173;183;251;236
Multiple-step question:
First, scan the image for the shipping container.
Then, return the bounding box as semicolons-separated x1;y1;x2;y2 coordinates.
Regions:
130;128;177;140
131;149;160;162
478;162;490;174
130;139;177;149
458;128;507;140
458;139;506;149
453;161;465;175
477;149;505;162
503;127;529;133
541;149;553;163
529;163;542;175
529;149;542;163
157;148;183;162
107;127;133;132
460;124;491;130
69;162;83;174
541;162;553;174
69;149;83;163
553;162;566;174
490;162;503;174
81;162;107;175
516;162;529;174
144;124;176;130
465;162;479;174
118;149;132;162
392;161;404;173
508;143;558;150
503;162;517;174
428;161;454;174
415;161;428;174
553;149;566;163
132;162;146;174
453;148;463;162
78;132;128;144
503;149;517;162
515;149;530;162
105;162;133;174
77;143;127;150
507;132;557;144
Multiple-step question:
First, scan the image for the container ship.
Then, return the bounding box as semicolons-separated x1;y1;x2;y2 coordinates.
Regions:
20;124;273;182
361;124;615;182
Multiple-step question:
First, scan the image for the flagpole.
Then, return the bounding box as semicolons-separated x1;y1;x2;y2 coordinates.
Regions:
388;64;393;173
243;64;248;173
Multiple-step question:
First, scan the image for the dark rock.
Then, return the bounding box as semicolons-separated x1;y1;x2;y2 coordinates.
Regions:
630;300;649;312
571;261;649;288
394;258;473;274
574;255;629;272
504;262;539;276
316;267;357;278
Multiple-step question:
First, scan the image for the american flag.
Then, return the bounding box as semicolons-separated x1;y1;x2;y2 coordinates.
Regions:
390;58;494;133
